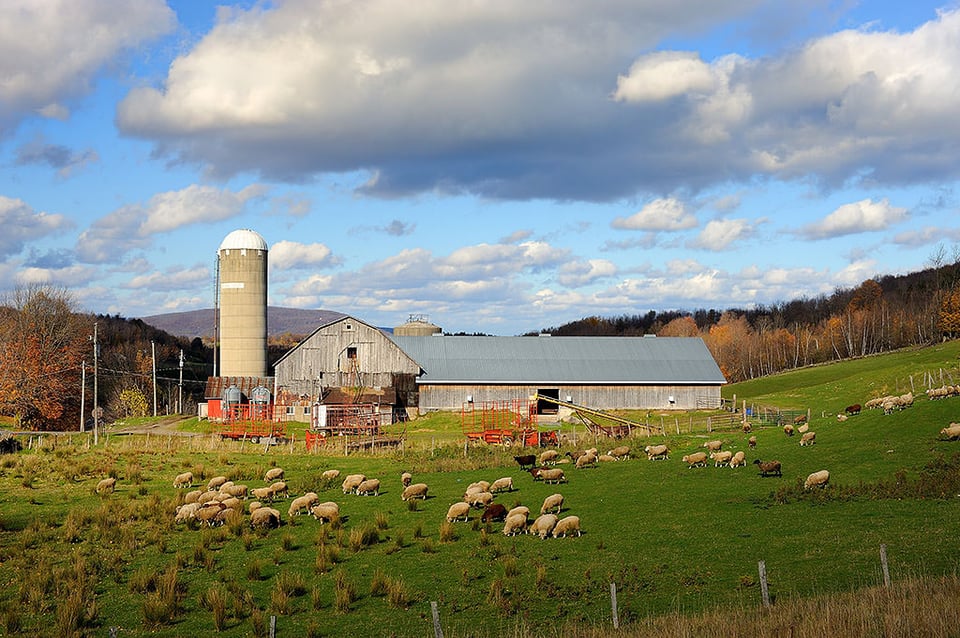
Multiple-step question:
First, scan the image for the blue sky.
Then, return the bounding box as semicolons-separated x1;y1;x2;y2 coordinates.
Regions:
2;1;960;335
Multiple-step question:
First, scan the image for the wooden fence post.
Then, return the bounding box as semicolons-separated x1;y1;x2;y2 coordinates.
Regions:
269;615;276;638
610;582;619;629
880;544;890;587
431;601;444;638
758;560;770;608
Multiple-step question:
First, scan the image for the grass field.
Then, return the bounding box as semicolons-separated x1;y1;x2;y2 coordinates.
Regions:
2;341;960;637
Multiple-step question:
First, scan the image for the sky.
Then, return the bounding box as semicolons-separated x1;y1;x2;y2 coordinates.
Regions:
3;0;960;336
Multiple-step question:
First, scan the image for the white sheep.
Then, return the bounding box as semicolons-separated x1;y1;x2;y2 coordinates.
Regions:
341;474;366;494
540;493;564;515
940;423;960;440
797;423;810;434
465;491;494;509
709;450;733;467
608;445;630;460
173;472;193;488
174;502;200;523
96;477;116;494
288;492;320;517
250;507;281;529
311;501;340;523
598;454;617;462
836;414;848;422
799;431;816;446
703;440;723;452
221;484;248;499
198;490;221;505
248;501;263;514
539;450;559;465
446;502;471;523
356;478;381;496
552;515;582;538
207;476;228;491
682;452;708;468
529;514;559;539
506;505;530;520
490;477;514;493
502;513;527;536
729;451;746;468
644;444;669;461
401;472;413;487
804;469;830;489
539;468;566;484
269;481;289;499
575;452;597;469
466;480;491;493
783;424;795;436
250;486;274;502
196;503;226;526
322;469;341;481
264;467;285;482
183;489;202;504
401;482;429;501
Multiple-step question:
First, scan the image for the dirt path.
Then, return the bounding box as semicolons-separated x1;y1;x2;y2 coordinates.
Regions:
109;416;199;437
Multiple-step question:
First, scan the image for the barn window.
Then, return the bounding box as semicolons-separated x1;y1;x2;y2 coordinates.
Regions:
347;346;357;359
303;406;311;416
285;406;295;416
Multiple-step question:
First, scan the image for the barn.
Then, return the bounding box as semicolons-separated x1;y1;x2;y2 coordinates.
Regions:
272;315;725;417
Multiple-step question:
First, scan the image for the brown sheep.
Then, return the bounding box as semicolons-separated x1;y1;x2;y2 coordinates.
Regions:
753;459;782;477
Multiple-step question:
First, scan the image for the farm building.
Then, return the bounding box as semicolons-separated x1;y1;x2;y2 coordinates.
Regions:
272;315;726;417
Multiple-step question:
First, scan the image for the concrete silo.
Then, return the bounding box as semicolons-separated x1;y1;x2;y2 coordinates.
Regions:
217;229;268;378
393;314;442;336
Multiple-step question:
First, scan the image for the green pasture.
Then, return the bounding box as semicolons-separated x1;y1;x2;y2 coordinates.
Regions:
1;343;960;636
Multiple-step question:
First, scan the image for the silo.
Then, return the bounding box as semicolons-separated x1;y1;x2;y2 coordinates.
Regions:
218;229;268;378
394;314;442;336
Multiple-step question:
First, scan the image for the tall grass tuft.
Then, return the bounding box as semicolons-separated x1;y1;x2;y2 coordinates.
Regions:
374;511;390;530
439;520;458;543
198;584;229;632
333;569;357;614
349;523;380;552
386;577;415;609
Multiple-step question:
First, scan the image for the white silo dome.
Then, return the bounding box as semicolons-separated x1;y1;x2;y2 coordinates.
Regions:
219;229;268;252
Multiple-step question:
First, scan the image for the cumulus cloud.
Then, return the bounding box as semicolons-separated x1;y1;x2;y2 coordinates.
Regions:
76;184;266;264
0;196;72;257
799;198;908;239
0;0;174;135
270;240;339;270
894;226;960;247
611;198;698;231
612;51;718;102
15;138;99;177
689;218;755;250
124;265;210;292
558;259;618;287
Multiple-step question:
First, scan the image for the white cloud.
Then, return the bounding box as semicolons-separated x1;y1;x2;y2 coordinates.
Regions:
0;196;72;257
799;198;908;239
689;218;754;250
558;259;618;287
124;265;210;292
270;240;338;270
612;51;717;102
612;198;698;231
0;0;174;133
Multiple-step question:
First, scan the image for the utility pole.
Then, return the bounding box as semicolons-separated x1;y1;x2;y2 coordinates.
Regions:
92;323;99;445
151;340;157;417
178;349;184;414
80;361;85;432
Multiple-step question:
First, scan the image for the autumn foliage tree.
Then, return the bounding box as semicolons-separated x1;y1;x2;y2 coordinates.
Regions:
938;284;960;338
0;287;89;429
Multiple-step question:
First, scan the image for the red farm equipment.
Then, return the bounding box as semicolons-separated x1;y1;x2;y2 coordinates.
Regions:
216;403;289;444
461;399;559;447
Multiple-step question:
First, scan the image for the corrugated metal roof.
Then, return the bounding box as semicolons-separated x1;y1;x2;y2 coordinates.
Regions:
389;335;726;385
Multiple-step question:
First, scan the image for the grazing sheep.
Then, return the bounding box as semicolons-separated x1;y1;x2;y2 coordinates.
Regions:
804;469;830;489
742;422;752;433
939;423;960;440
401;483;429;501
608;445;630;460
507;506;530;520
539;468;566;484
321;469;341;481
540;493;564;515
748;436;757;448
207;476;228;491
264;467;285;482
783;424;795;436
799;431;816;447
221;484;248;499
400;472;413;487
221;497;243;511
466;491;494;509
481;503;508;523
96;477;116;494
729;451;746;468
794;414;808;425
196;503;226;526
502;513;528;536
174;502;200;523
645;444;669;460
753;459;782;477
183;489;202;504
248;501;263;514
681;452;708;468
446;502;471;523
552;515;582;538
529;514;559;539
173;472;193;488
250;507;281;529
709;450;733;467
251;487;274;502
529;467;550;481
269;481;289;499
490;477;514;493
845;403;861;415
575;452;597;469
356;478;381;496
198;490;221;505
310;501;340;524
598;454;617;462
837;414;849;422
341;474;366;494
797;423;809;434
466;480;491;493
514;454;536;470
288;492;320;517
539;450;559;465
703;440;722;452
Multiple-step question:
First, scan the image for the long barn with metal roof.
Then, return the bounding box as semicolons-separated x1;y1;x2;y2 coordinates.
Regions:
272;315;725;417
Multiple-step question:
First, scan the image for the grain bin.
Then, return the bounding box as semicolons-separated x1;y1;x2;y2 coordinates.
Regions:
217;229;268;377
394;314;442;336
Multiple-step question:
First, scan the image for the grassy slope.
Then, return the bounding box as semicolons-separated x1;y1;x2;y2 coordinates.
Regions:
1;342;960;636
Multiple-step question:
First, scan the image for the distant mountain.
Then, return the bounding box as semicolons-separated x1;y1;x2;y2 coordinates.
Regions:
140;307;347;339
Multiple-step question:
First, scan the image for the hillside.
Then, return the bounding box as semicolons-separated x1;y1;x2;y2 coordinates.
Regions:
140;306;346;339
